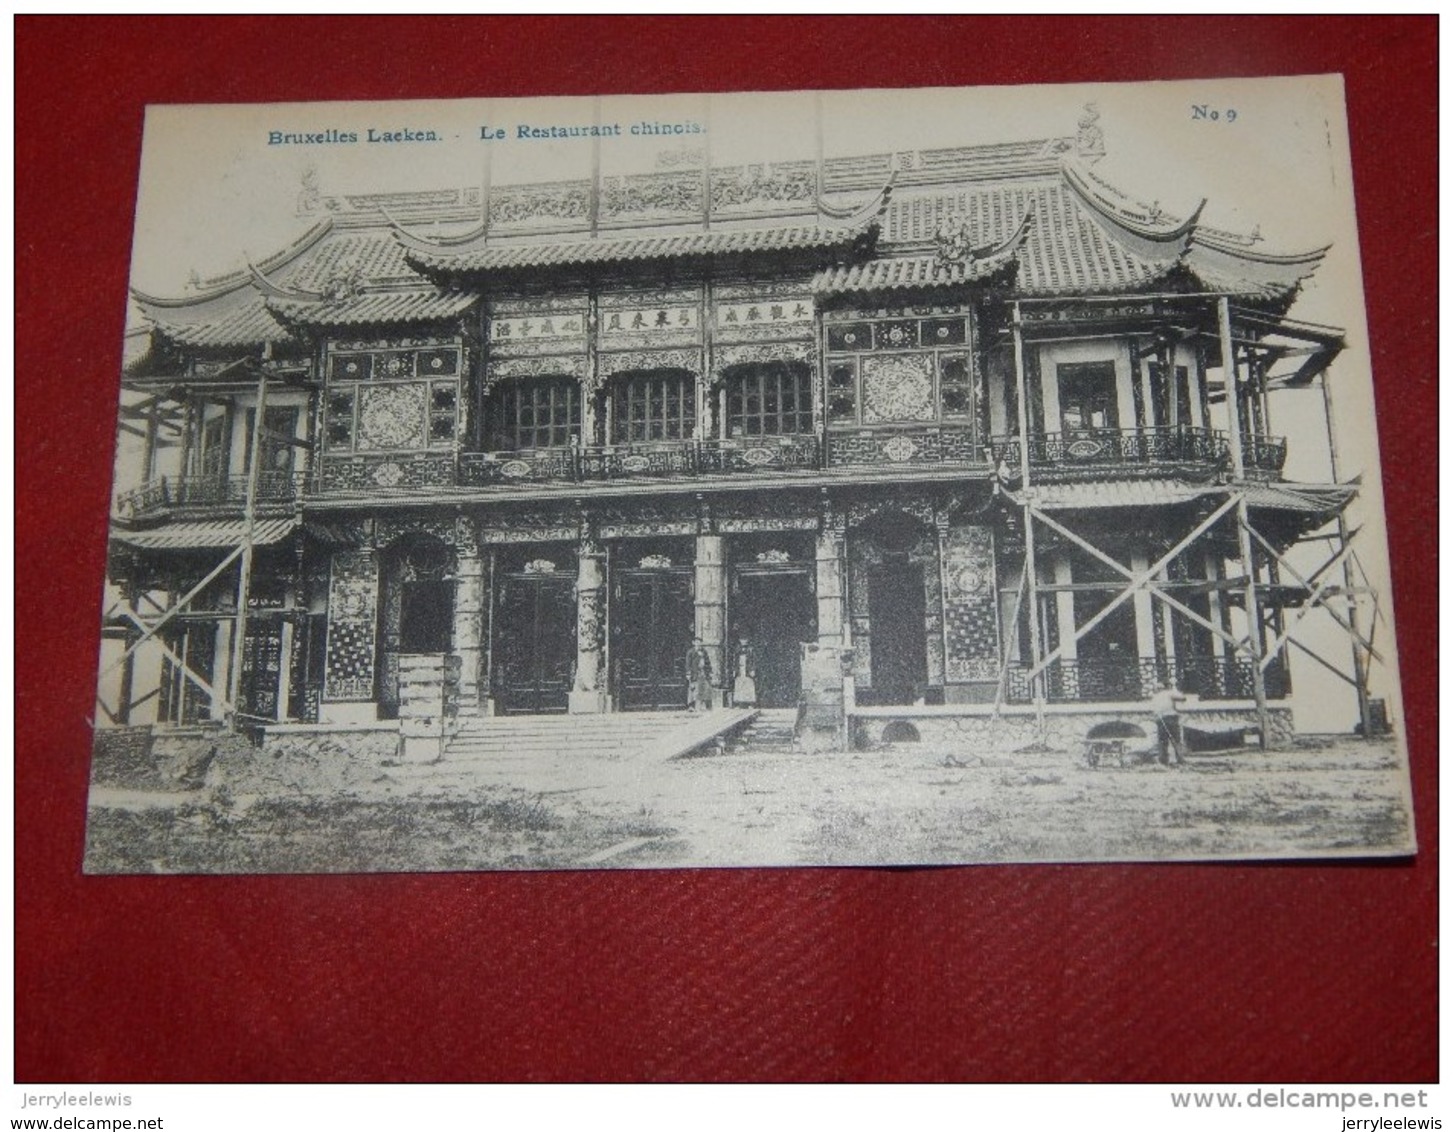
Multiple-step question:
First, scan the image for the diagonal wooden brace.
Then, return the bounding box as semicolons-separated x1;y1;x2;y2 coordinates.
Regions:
1020;493;1242;683
99;544;244;677
1029;505;1250;656
115;607;233;713
1241;518;1381;663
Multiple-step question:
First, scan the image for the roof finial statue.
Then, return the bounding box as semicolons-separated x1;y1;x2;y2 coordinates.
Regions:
1077;102;1106;163
298;166;321;216
323;260;362;302
935;217;971;265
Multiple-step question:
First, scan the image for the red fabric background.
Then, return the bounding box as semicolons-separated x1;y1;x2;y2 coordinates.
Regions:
15;16;1437;1083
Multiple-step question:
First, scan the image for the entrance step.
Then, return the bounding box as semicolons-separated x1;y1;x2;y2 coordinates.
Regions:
725;707;801;756
442;710;726;762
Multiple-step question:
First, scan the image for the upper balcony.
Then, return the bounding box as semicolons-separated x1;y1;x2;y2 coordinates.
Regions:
113;472;302;523
986;426;1286;484
310;420;987;495
114;423;1287;518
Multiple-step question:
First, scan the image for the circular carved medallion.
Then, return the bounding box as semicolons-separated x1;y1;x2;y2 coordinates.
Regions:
882;435;918;462
954;566;985;595
358;385;425;449
371;462;404;487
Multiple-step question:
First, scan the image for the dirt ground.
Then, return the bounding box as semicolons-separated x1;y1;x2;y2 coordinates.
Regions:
83;730;1415;874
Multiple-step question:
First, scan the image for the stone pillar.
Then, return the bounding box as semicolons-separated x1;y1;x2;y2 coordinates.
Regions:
397;652;456;763
453;543;485;710
569;539;609;714
212;619;233;723
815;527;846;645
694;534;726;704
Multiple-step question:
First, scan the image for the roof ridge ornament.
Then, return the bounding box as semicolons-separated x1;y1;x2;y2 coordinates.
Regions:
1077;102;1106;163
298;166;322;216
322;262;364;302
934;205;1035;268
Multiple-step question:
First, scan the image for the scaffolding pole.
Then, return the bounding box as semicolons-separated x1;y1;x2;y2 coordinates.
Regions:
1012;302;1046;742
1219;297;1270;746
225;359;270;730
1321;366;1373;735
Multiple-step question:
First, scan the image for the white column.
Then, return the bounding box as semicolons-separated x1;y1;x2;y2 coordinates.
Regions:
815;527;846;645
453;547;484;709
212;619;233;722
694;534;726;703
1053;555;1077;663
569;540;608;714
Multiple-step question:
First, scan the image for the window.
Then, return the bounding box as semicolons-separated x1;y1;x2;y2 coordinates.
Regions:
611;370;695;444
1058;362;1119;433
244;406;301;475
486;377;580;451
325;389;355;449
1149;362;1193;428
939;355;973;416
726;362;812;438
199;414;228;478
827;360;857;424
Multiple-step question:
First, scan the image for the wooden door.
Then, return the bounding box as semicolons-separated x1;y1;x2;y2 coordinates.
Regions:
614;569;693;710
867;560;928;705
494;573;575;714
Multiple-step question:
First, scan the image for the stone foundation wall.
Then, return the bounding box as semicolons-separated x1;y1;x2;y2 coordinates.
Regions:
90;726;158;787
852;706;1294;753
219;726;401;794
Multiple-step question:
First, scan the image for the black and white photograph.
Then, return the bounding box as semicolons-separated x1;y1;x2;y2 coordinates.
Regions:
87;75;1415;873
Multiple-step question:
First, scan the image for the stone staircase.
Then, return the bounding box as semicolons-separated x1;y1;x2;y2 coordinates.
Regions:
724;708;801;756
444;711;704;763
361;708;789;796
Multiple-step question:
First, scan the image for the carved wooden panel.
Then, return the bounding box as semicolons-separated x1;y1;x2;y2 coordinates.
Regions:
324;549;378;701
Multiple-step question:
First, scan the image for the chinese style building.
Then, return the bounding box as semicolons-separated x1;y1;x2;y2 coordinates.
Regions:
100;114;1368;755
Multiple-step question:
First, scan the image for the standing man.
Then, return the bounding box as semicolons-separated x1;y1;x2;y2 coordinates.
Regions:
1151;678;1188;766
687;636;714;712
732;637;758;708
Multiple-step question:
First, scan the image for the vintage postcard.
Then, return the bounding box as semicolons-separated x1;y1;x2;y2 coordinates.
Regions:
88;75;1414;873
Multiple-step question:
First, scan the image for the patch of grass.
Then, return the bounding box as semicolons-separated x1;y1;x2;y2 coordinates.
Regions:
84;790;672;874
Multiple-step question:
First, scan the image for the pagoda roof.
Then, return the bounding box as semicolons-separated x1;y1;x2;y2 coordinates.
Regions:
402;218;876;277
269;290;478;330
839;163;1326;300
127;129;1329;357
143;296;294;352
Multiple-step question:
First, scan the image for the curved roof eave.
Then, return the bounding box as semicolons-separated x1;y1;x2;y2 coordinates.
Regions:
129;219;335;309
1061;162;1201;256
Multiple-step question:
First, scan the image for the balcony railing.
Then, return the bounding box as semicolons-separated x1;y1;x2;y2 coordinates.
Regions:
1004;655;1290;705
988;427;1228;478
825;423;982;469
988;427;1288;481
1244;433;1288;475
114;472;300;520
458;435;823;486
455;427;984;486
